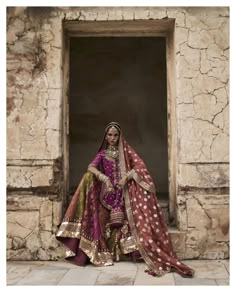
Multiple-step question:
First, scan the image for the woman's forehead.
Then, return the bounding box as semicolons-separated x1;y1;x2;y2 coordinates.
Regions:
107;127;119;134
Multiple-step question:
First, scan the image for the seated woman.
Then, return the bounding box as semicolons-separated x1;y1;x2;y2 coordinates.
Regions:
56;122;194;278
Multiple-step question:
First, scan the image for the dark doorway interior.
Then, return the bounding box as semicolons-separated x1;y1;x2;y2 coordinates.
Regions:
69;37;168;202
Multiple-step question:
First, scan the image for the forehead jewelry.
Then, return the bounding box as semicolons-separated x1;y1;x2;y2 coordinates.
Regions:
105;122;121;133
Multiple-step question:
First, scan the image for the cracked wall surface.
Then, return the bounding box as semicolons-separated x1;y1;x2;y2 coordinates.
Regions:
7;6;229;261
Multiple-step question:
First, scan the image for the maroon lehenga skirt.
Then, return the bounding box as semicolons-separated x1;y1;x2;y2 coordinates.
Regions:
56;171;194;277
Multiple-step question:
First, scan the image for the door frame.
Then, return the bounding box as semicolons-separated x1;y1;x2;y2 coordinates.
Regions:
62;19;177;222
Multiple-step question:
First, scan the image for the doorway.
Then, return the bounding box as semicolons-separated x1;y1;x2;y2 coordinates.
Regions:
62;20;176;223
69;37;168;195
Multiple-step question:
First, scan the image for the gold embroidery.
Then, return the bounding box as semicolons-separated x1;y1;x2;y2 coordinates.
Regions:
133;171;156;193
56;221;82;238
99;183;112;210
79;236;113;266
120;236;138;254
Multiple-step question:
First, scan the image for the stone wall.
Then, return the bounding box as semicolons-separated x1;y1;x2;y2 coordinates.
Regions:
7;6;229;260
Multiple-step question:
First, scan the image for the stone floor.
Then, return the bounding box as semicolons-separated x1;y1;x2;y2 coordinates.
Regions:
6;259;229;286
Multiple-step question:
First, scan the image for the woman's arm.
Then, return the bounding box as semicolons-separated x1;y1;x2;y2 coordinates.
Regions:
87;165;114;192
87;165;100;176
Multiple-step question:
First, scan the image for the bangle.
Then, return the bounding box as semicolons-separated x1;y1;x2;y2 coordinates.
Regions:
96;171;109;183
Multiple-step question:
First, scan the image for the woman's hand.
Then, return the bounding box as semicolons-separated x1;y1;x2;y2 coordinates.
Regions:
106;179;114;193
118;176;127;188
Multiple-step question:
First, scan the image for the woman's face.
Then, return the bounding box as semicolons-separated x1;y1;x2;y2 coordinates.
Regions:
106;127;120;146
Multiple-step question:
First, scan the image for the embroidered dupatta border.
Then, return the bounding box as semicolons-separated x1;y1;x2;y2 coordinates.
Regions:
119;138;167;276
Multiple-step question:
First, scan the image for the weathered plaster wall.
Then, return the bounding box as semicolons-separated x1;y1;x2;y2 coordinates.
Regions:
7;6;229;261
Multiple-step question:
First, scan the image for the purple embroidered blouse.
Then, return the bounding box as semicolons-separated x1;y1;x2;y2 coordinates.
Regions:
89;149;124;210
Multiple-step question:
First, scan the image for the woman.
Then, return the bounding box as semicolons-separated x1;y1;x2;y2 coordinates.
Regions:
56;122;194;277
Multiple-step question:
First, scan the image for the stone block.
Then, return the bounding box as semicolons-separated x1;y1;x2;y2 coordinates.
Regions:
175;27;189;51
7;194;43;211
178;94;229;161
200;49;211;73
46;99;61;130
7;248;36;261
12;237;25;250
52;200;63;229
204;207;229;241
21;136;49;159
179;43;201;71
40;200;53;231
7;165;54;188
79;9;98;21
40;231;59;249
176;54;199;79
178;164;229;188
121;7;135;20
148;7;167;19
176;77;194;103
37;248;51;261
7;18;25;44
41;23;54;43
7;211;39;238
7;127;21;159
185;228;208;258
188;29;215;49
169;229;186;257
133;7;150;20
96;8;109;21
7;237;13;250
186;198;211;229
212;20;229;50
107;8;123;21
167;8;185;27
46;129;61;159
25;232;41;252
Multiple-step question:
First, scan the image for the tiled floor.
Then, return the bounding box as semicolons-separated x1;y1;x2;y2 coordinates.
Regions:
6;259;229;286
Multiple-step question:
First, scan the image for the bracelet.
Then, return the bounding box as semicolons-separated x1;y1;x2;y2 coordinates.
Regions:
96;171;109;183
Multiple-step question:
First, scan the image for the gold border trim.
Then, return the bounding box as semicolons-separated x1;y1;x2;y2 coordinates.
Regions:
56;221;82;238
132;171;156;193
118;139;161;273
79;236;113;266
123;186;161;274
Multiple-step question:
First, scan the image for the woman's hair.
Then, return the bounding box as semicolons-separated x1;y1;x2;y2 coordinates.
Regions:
105;122;121;133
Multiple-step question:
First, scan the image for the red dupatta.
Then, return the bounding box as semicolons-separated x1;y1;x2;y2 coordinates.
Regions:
117;133;194;277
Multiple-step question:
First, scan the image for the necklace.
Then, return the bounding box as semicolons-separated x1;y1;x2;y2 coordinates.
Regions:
106;145;119;159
